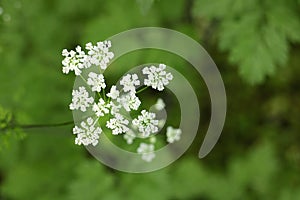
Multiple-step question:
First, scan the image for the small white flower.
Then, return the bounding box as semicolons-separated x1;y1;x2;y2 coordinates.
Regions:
123;130;136;144
158;119;166;128
109;101;121;115
149;136;156;144
62;46;89;76
106;113;129;135
142;64;173;91
154;98;165;110
120;74;140;92
92;98;111;117
73;117;102;146
166;126;182;143
107;85;120;99
69;86;94;112
85;41;114;70
87;72;106;92
132;110;158;137
117;92;141;112
137;143;155;162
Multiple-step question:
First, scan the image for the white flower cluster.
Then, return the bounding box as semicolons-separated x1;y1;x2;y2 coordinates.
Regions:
69;86;94;112
107;85;119;99
120;74;140;92
137;143;155;162
87;72;106;92
92;98;110;117
106;113;129;135
143;64;173;91
73;117;102;146
132;110;158;138
123;130;136;144
117;92;141;112
62;41;182;162
86;41;114;70
166;126;182;143
62;41;114;76
154;98;165;111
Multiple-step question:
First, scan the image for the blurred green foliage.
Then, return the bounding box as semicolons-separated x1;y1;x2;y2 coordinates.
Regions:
0;105;25;150
0;0;300;199
193;0;300;84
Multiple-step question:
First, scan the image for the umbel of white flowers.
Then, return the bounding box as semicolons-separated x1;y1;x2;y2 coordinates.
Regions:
62;40;181;162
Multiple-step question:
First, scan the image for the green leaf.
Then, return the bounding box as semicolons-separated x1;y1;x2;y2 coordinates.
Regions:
193;0;233;19
193;0;300;84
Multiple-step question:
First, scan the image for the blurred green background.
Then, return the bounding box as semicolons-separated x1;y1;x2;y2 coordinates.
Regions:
0;0;300;199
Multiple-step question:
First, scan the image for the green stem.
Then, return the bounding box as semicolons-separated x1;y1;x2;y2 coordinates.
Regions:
0;115;95;133
136;86;149;94
102;89;106;101
0;120;74;133
18;120;74;129
79;74;88;86
96;92;101;98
